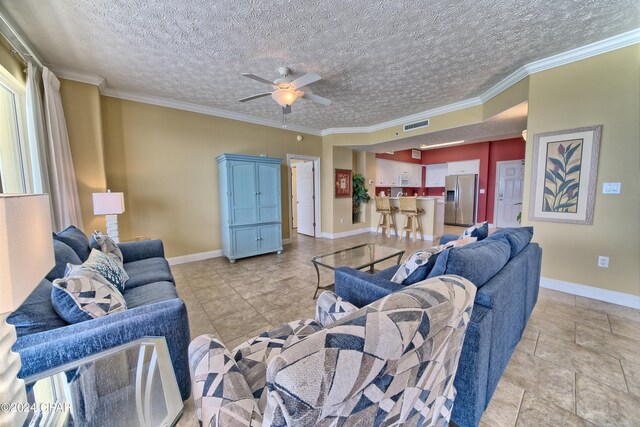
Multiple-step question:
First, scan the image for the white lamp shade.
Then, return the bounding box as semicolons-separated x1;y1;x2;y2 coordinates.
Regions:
0;194;54;313
93;192;125;215
271;89;302;107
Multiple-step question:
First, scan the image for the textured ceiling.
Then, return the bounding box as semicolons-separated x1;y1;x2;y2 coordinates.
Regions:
1;0;638;131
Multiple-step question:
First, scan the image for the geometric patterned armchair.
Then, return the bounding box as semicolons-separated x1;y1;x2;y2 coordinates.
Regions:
189;275;475;426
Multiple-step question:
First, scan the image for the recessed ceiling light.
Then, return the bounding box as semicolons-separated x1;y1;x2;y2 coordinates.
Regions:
419;140;465;150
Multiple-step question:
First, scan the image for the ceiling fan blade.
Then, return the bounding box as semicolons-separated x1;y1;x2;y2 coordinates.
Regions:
291;72;321;89
238;92;272;102
302;92;332;106
242;73;275;85
282;105;292;114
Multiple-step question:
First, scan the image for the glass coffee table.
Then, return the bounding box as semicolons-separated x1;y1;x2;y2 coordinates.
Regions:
22;337;183;427
312;243;405;298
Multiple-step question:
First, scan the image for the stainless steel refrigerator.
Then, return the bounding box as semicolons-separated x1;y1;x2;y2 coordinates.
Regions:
445;174;477;226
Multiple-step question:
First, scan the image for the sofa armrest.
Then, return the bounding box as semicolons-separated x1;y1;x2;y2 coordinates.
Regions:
334;267;405;308
315;291;358;327
439;234;459;245
189;335;262;426
15;299;191;400
118;239;165;263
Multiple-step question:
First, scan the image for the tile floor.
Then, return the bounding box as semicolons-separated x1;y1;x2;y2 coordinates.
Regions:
172;228;640;426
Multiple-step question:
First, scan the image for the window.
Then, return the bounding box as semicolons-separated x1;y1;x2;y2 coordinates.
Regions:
0;64;31;193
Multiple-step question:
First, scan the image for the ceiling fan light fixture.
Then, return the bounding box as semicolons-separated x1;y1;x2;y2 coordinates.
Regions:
271;89;302;107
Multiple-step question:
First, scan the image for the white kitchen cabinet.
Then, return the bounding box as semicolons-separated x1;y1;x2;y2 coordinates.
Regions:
376;159;422;187
447;159;480;175
425;163;447;187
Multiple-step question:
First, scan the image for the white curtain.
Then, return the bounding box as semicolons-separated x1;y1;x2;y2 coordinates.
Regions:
25;62;51;195
42;66;83;231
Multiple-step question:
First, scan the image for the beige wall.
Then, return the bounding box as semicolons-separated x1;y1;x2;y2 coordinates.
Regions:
524;45;640;296
0;36;25;85
60;80;107;235
99;96;321;257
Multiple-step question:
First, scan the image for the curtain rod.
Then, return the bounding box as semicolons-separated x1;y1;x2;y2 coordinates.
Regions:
0;8;44;68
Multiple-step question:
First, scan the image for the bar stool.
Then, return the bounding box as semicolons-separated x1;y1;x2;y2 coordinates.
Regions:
375;196;398;237
399;196;424;242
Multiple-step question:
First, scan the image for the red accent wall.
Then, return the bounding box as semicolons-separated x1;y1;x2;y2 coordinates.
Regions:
376;150;423;164
486;138;526;224
374;139;525;223
422;142;491;222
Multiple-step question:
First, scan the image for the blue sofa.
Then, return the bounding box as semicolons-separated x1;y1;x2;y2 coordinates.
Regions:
334;227;542;427
8;226;191;401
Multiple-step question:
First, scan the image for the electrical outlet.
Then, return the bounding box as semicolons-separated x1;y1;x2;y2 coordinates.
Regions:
340;218;343;224
479;188;485;194
598;256;609;268
602;182;621;194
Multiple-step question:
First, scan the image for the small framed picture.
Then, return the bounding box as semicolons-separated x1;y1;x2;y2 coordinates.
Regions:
529;125;602;224
335;169;352;198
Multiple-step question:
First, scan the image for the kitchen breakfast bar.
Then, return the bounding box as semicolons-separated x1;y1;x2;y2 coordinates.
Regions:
368;196;445;241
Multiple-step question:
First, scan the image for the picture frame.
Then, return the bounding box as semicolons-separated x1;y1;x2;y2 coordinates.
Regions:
334;169;352;198
529;125;602;224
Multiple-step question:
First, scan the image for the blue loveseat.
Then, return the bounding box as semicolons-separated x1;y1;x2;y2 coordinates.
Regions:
334;227;542;427
8;226;191;401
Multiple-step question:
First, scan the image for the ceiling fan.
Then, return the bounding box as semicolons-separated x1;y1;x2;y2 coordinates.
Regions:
238;66;332;114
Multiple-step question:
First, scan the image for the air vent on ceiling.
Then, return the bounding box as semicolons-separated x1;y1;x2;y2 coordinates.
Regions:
403;119;430;132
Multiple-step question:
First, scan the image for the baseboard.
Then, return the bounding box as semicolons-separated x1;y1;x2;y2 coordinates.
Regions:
540;277;640;309
321;228;371;239
167;250;222;265
368;227;437;241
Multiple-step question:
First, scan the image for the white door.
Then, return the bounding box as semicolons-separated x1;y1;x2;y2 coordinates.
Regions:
496;160;524;228
296;161;315;236
291;166;298;228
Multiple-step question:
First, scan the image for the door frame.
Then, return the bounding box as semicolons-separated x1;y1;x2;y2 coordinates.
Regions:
493;159;525;228
286;154;321;238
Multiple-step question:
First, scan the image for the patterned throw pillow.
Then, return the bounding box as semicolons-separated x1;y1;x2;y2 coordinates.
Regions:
52;269;127;323
80;249;129;293
460;221;489;240
92;231;124;263
391;247;441;284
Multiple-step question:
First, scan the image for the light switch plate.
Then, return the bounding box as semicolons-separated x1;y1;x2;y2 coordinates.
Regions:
602;182;621;194
479;189;485;194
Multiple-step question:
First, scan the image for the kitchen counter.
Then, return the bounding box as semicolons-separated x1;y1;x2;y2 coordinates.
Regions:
370;196;445;240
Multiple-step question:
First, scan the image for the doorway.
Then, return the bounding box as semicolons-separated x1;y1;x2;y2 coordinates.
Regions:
287;154;321;238
494;159;524;228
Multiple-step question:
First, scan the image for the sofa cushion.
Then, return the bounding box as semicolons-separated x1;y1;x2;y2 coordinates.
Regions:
91;231;124;263
391;248;442;285
77;249;130;293
460;222;489;240
375;265;399;281
7;279;68;337
53;225;91;262
485;227;533;258
123;281;179;308
46;239;82;281
124;257;174;289
52;270;127;324
427;238;511;288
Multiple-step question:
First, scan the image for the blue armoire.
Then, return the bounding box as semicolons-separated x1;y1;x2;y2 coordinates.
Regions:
216;154;283;262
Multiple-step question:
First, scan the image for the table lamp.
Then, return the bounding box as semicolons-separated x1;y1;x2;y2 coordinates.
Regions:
0;194;54;426
93;190;125;243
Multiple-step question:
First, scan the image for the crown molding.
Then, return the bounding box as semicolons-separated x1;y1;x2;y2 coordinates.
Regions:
52;67;107;92
101;87;322;136
50;28;638;138
321;97;483;136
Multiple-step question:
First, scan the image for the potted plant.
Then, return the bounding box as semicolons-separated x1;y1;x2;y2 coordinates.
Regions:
352;173;371;223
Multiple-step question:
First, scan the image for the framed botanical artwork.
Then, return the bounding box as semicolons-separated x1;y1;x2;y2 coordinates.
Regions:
529;125;602;224
335;169;352;198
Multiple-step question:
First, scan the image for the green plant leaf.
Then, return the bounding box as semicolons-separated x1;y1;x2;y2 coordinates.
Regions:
566;164;581;175
543;197;552;211
544;186;555;197
565;143;581;162
558;178;575;194
556;202;576;210
549;157;565;172
552;171;565;182
545;170;556;184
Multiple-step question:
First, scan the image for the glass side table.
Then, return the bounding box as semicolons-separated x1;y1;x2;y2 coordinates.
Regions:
21;337;183;427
